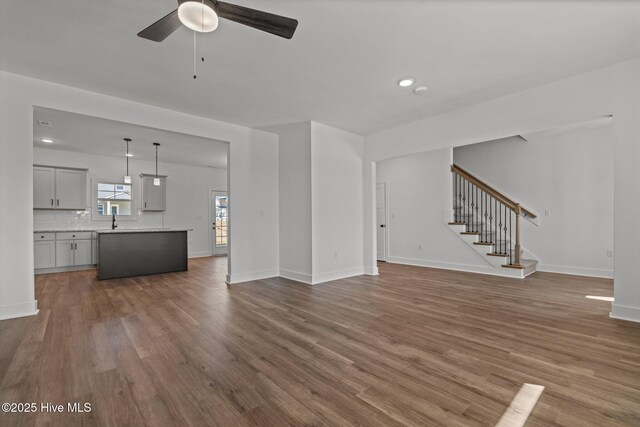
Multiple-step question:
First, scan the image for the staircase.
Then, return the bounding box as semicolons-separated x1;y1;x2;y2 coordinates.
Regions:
446;164;537;278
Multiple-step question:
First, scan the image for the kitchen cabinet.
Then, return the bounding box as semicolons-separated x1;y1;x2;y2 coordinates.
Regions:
140;174;167;211
55;240;75;267
33;167;56;209
55;232;93;267
33;165;87;210
34;241;56;269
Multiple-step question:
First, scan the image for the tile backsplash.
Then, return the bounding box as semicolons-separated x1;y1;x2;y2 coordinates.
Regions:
34;209;163;231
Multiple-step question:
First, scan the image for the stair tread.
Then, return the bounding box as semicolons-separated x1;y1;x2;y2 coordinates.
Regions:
501;259;537;269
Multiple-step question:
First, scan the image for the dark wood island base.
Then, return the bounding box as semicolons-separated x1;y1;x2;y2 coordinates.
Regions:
97;229;188;280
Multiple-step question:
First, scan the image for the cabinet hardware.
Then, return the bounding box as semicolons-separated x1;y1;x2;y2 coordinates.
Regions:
57;199;59;207
51;198;54;206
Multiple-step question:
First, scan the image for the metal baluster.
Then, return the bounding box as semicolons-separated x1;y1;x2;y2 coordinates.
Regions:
475;186;479;233
484;192;488;243
462;179;466;227
504;205;508;256
470;184;473;231
498;202;502;255
480;190;484;242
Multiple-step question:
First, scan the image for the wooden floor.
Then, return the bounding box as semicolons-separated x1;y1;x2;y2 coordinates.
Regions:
1;258;640;426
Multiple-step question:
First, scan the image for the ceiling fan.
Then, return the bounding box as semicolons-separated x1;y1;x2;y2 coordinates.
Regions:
138;0;299;41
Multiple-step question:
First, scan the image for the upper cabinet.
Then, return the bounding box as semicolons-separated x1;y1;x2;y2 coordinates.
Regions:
140;174;167;211
33;166;87;210
33;167;56;209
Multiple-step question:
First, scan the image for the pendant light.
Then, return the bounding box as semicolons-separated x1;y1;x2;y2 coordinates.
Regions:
123;138;132;184
153;142;161;186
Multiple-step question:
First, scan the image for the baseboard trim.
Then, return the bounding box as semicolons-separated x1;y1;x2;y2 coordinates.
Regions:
226;269;279;284
279;269;313;284
386;256;524;278
364;265;379;276
610;304;640;323
0;300;39;321
311;268;365;285
536;264;613;279
188;251;214;259
35;265;96;275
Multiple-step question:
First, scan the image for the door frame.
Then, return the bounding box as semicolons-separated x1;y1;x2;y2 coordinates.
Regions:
376;182;388;262
209;189;228;256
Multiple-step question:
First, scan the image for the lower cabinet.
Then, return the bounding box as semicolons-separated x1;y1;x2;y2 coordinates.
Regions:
55;240;75;267
35;232;97;271
55;239;92;267
34;241;56;269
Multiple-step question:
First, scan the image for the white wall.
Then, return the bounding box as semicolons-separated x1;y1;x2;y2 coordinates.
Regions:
33;147;227;257
377;148;495;273
453;126;614;277
0;70;278;320
270;121;364;284
311;122;364;282
363;58;640;323
275;122;313;280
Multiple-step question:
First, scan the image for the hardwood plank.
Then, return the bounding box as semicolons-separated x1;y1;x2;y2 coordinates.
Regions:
0;257;639;426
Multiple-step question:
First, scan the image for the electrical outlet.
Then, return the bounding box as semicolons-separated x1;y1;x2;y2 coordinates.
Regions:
606;250;614;258
544;210;551;217
418;244;423;251
259;210;265;217
391;213;396;219
333;251;338;259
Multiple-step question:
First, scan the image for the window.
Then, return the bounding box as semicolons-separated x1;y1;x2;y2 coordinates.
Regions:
97;182;132;216
215;195;228;247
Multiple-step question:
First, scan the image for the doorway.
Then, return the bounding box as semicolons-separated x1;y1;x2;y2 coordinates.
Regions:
211;190;228;256
376;183;387;261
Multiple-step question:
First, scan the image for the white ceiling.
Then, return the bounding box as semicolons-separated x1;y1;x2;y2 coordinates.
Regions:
33;107;229;168
3;1;640;134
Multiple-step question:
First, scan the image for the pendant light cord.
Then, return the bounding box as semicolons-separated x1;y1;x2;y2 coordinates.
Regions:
155;144;158;178
126;140;129;176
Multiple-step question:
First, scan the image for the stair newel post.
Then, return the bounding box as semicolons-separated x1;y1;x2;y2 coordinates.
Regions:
452;172;456;222
514;204;522;266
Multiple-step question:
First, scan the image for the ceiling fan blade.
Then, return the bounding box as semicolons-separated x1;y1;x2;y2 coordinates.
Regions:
215;2;298;39
138;9;181;42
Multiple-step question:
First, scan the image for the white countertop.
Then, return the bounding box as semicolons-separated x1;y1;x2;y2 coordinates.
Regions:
95;228;192;234
35;228;191;234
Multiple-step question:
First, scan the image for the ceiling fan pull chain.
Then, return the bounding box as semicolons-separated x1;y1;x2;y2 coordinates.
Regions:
193;30;197;79
200;0;205;63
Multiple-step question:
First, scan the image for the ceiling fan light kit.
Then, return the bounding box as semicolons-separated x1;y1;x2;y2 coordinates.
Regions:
178;0;219;32
138;0;299;42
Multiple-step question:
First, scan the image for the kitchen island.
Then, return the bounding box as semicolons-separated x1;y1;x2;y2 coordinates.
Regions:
97;229;189;280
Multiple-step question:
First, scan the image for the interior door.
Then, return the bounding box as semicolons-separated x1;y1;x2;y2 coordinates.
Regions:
376;183;387;261
211;191;228;255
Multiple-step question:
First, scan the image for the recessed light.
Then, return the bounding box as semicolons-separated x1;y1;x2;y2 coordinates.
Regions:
42;138;53;143
398;78;415;87
126;153;134;157
414;86;428;94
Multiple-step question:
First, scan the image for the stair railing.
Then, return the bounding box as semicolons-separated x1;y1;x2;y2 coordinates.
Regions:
451;164;536;267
